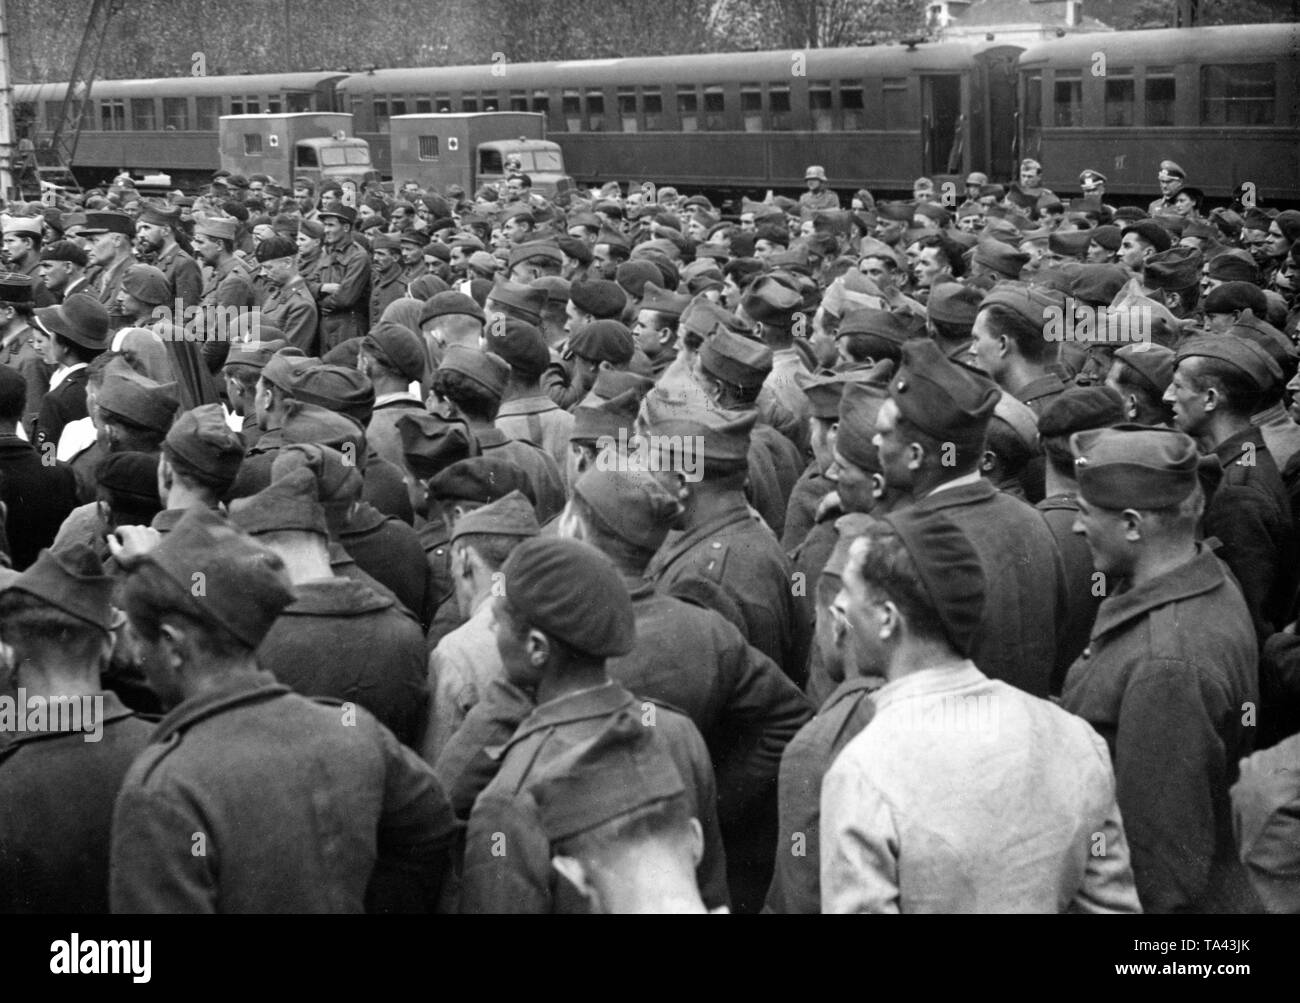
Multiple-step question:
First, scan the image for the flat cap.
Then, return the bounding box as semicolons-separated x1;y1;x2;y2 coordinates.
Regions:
317;205;357;225
451;489;540;543
438;344;509;399
973;238;1029;278
363;321;427;383
569;320;634;367
428;456;535;506
1176;335;1282;392
890;339;998;448
1070;264;1130;307
502;536;635;658
164;404;245;486
570;279;628;319
370;233;402;254
137;507;294;649
228;467;328;537
1071;424;1199;509
79;211;135;237
7;544;115;633
530;708;687;842
698;328;772;390
487;317;550;376
877;510;985;658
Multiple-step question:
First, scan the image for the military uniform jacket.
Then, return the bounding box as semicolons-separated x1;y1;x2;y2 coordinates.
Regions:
14;256;54;307
340;502;437;631
1037;493;1104;696
0;693;152;913
460;681;730;913
199;255;257;374
648;500;811;682
256;577;430;749
1061;544;1259;913
367;396;427;473
94;254;134;331
110;672;457;913
911;478;1065;698
1231;731;1300;913
154;242;203;309
1202;426;1295;641
369;263;408;327
260;275;319;355
782;464;833;552
765;676;881;914
474;426;567;525
0;433;80;570
799;189;841;215
315;236;372;350
0;324;51;437
495;395;574;486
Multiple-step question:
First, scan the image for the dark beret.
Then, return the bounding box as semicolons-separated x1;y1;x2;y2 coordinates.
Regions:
1143;246;1202;291
569;320;634;367
487;317;550;376
438;345;509;399
164;404;245;487
96;451;160;511
485;280;547;325
1206;252;1261;284
396;411;476;481
1069;264;1130;307
422;290;486;326
927;282;984;327
836;381;889;472
570;278;628;319
450;489;540;543
1122;220;1172;253
1204;281;1269;317
363;321;428;383
1088;225;1122;252
290;364;376;426
1114;343;1176;397
429;456;536;506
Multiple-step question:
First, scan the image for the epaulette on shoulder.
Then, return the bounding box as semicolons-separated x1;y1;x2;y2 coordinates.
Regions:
133;732;183;786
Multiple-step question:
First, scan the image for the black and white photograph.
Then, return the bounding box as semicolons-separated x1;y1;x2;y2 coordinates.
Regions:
0;0;1296;972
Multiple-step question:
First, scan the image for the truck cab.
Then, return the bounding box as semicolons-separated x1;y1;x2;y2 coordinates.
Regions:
476;140;569;198
293;136;377;188
219;113;379;189
389;113;572;198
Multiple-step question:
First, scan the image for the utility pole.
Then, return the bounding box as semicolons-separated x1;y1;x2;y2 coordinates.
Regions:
0;0;15;201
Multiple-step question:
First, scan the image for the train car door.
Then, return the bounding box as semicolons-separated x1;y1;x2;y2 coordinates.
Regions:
976;46;1022;182
920;75;962;177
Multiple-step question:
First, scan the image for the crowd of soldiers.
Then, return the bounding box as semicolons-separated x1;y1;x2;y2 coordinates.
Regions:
0;148;1299;915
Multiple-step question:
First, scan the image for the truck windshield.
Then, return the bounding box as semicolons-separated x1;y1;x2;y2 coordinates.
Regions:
521;150;563;172
320;146;372;167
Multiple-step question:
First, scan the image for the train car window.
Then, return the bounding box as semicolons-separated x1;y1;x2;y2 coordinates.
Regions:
1201;64;1275;125
510;91;528;112
678;88;699;132
741;84;763;132
374;99;391;133
130;98;156;131
702;86;725;131
418;136;440;160
196;96;221;131
243;133;263;156
562;90;581;131
287;92;313;114
100;100;125;132
810;81;833;132
840;83;865;130
436;94;453;113
267;97;283;114
1104;69;1134;127
1053;73;1082;126
586;90;605;132
483;93;499;112
531;90;549;116
882;78;909;131
417;98;434;114
618;90;637;132
643;89;663;130
246;97;260;115
392;99;408;117
163;98;189;131
462;96;478;113
769;84;792;131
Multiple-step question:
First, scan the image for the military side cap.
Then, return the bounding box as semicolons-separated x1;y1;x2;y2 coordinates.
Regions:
642;390;755;462
80;211;135;237
742;274;802;326
97;451;159;510
429;456;535;506
638;281;691;319
1070;264;1129;307
262;351;321;392
194;216;236;243
531;276;571;306
1176;335;1281;391
570;279;628;319
698;328;771;390
1204;281;1269;317
98;368;179;433
890;339;998;447
588;369;654;403
363;322;427;383
927;283;984;327
572;467;680;554
530;708;686;842
1114;343;1176;396
1;214;43;238
397;411;477;481
680;299;750;343
371;233;402;254
569;320;634;366
973;238;1029;278
486;280;546;325
399;229;430;248
487;317;550;377
1070;425;1199;509
501;536;635;658
422;290;486;325
836;381;889;472
121;264;171;307
1143;246;1203;291
1122;220;1172;253
571;389;641;444
1206;252;1260;284
33;294;109;351
228;467;328;537
136;203;180;229
837;307;909;348
288;364;375;426
272;443;364;504
1048;229;1092;259
298;218;325;239
508;242;563;271
615;260;662;301
877;509;985;659
7;544;115;633
979;283;1063;332
139;507;295;648
451;489;540;544
0;272;34;305
165;404;245;485
279;401;364;455
1229;311;1295;369
439;344;509;399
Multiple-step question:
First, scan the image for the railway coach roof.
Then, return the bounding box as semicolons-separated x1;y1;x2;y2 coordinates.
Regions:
14;71;350;101
338;42;987;93
1019;23;1300;67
